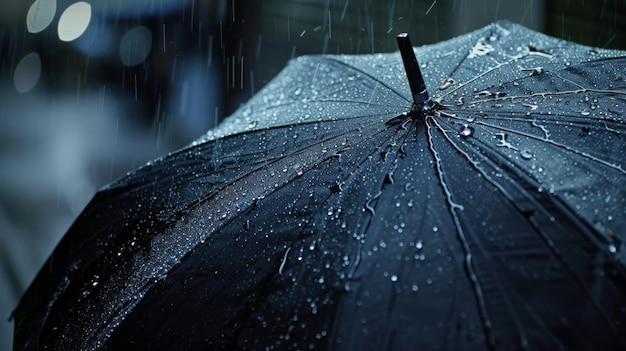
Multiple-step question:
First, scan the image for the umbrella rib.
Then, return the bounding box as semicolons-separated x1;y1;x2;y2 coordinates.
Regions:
473;120;626;174
295;98;406;109
199;122;411;341
461;106;624;128
431;116;626;343
319;56;412;104
122;123;405;342
429;116;568;338
285;131;411;285
430;115;596;347
258;99;406;115
283;122;413;270
525;111;624;128
64;122;397;349
437;110;625;175
436;58;512;101
425;116;497;349
232;123;415;343
169;121;406;286
471;87;626;106
282;123;406;231
183;122;397;215
322;126;418;342
185;121;372;194
468;62;626;109
434;115;618;250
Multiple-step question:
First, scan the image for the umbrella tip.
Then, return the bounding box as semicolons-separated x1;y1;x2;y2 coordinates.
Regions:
397;33;433;114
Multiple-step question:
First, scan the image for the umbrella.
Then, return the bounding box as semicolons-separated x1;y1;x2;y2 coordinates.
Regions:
12;20;626;350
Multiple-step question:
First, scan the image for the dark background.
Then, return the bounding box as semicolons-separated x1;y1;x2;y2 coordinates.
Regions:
1;0;625;348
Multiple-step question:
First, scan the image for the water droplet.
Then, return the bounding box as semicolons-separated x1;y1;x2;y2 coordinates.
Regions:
474;90;491;98
390;275;398;282
438;78;455;90
495;132;515;149
581;111;590;116
520;149;533;160
579;126;590;137
459;125;474;137
468;38;495;58
294;87;302;96
411;284;419;292
520;66;544;75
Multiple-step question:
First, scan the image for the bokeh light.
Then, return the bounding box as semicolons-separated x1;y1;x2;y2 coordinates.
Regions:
119;26;152;66
26;0;56;34
57;2;91;42
13;52;42;93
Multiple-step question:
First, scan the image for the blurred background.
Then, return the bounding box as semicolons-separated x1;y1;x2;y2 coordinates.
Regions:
1;0;625;349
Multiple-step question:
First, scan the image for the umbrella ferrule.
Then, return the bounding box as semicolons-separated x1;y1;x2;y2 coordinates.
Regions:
397;33;433;114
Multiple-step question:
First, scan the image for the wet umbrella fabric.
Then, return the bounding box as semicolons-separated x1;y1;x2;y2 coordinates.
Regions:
12;21;626;350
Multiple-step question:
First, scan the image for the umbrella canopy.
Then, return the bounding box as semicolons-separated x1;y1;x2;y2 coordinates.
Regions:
12;20;626;350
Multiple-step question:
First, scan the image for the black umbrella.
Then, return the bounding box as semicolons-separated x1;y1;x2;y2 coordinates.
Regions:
12;20;626;350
